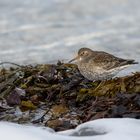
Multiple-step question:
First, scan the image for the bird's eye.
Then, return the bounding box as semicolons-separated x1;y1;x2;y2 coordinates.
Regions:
82;52;85;55
80;51;88;56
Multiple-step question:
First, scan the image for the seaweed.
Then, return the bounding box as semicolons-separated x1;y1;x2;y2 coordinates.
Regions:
0;62;139;131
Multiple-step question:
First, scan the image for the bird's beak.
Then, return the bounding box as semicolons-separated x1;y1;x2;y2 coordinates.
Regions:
69;55;80;63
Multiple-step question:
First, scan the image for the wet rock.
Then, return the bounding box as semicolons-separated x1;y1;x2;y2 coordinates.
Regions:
6;88;25;106
6;92;21;106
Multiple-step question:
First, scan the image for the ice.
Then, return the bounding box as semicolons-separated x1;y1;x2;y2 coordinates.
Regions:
0;118;140;140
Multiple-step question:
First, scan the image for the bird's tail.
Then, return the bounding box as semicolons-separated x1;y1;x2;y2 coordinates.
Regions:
119;59;138;66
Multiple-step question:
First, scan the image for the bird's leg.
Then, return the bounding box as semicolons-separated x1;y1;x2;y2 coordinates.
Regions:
93;80;105;91
120;77;126;92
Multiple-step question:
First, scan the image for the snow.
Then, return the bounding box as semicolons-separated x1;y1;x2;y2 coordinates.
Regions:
0;118;140;140
60;118;140;140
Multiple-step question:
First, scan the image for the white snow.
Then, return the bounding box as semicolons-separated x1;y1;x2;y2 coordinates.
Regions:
0;118;140;140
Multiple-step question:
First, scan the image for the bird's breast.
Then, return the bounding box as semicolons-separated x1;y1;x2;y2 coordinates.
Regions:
78;63;119;81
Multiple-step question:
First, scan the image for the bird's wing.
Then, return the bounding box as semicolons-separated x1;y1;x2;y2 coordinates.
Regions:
90;51;136;70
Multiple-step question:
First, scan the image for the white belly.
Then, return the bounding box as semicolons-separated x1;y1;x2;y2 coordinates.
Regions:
78;65;129;81
79;69;117;81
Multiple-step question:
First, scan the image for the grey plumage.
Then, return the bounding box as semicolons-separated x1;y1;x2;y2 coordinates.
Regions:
69;48;138;81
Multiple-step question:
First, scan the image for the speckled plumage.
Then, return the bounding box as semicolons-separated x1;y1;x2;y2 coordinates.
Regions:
69;48;138;81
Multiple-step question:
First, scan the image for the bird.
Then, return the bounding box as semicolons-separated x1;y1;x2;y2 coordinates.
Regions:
69;48;138;81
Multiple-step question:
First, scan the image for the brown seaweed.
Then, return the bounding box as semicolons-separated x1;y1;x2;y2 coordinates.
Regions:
0;63;139;131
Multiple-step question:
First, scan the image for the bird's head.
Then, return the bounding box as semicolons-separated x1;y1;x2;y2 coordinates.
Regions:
69;48;93;63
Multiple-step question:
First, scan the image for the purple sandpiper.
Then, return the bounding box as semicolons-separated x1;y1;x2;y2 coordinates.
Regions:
69;48;138;81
